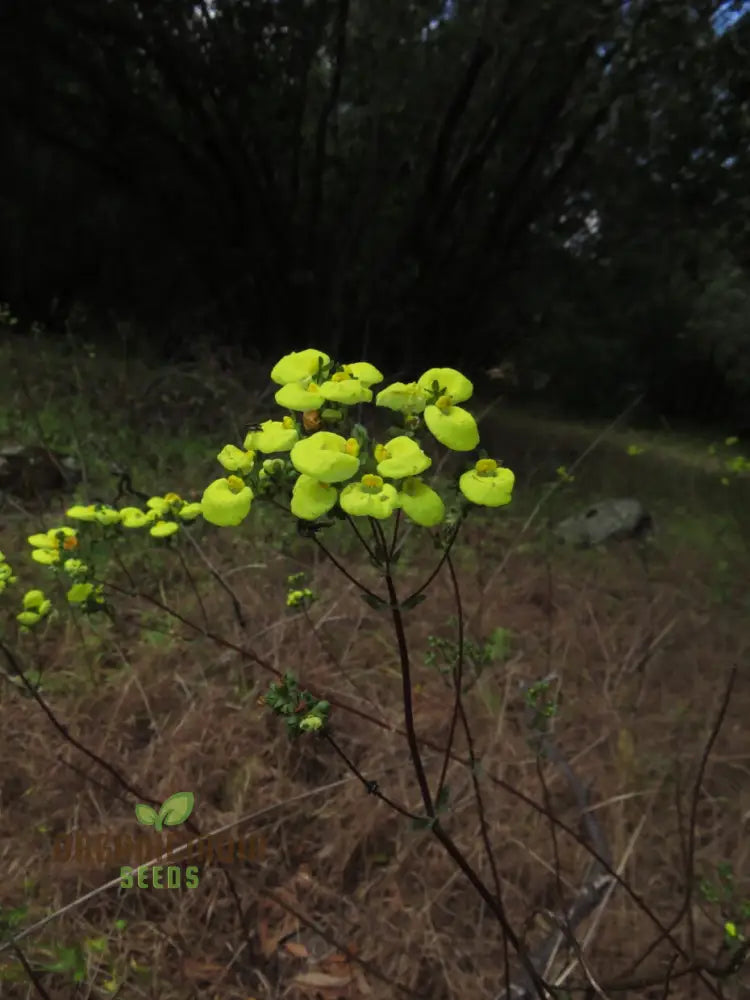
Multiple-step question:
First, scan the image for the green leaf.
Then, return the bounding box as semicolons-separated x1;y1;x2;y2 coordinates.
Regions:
134;802;158;827
400;592;426;612
410;815;435;831
157;791;195;829
361;591;388;611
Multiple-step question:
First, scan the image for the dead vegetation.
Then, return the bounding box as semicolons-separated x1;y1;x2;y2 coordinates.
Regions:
0;334;748;999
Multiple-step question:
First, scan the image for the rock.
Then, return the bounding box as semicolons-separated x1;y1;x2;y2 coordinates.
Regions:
0;444;82;500
553;498;653;548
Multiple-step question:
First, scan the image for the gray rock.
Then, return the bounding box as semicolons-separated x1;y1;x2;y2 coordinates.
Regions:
554;498;653;548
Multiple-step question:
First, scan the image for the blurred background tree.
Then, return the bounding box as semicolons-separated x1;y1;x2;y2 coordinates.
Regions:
1;0;748;425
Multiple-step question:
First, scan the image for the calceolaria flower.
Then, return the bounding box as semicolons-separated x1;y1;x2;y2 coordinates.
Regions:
0;551;16;593
417;367;474;404
375;381;428;414
150;520;180;538
243;417;298;453
216;445;256;475
119;507;157;529
270;349;330;386
339;474;399;519
17;589;53;627
340;362;383;386
275;380;326;411
424;395;479;451
459;459;514;507
28;527;78;565
291;475;338;520
66;502;120;526
201;476;254;526
286;587;315;608
375;436;431;479
398;477;445;527
319;370;373;405
63;558;89;578
299;713;324;732
290;431;360;483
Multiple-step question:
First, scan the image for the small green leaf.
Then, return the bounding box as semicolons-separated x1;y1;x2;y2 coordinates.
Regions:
134;803;158;827
361;592;388;611
400;592;426;612
410;815;435;831
156;791;195;830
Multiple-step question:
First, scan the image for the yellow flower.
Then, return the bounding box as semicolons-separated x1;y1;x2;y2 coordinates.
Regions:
418;367;473;403
270;349;330;385
63;558;88;577
275;380;326;411
291;475;338;520
67;582;95;604
424;396;479;451
339;474;399;519
217;444;256;475
375;381;428;414
177;502;202;520
290;431;360;484
17;589;52;626
243;417;299;453
66;504;99;521
201;476;254;526
375;436;431;478
341;362;384;386
119;507;156;528
398;478;445;526
459;459;514;507
150;520;180;538
319;371;373;405
93;506;122;526
28;527;78;565
300;714;323;732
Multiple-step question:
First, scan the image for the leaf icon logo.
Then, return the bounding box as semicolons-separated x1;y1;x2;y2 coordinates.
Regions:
134;792;195;832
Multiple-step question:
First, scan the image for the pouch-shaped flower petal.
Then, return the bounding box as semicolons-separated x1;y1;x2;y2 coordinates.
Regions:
290;432;360;484
177;502;203;520
217;445;256;475
291;475;338;520
275;381;326;411
375;437;431;479
150;520;180;538
270;349;330;386
398;478;445;526
201;476;254;526
424;399;479;451
244;417;299;453
319;372;373;405
418;367;473;403
339;475;399;519
119;507;156;528
459;460;514;507
341;362;384;387
375;381;428;414
92;506;122;525
66;504;99;521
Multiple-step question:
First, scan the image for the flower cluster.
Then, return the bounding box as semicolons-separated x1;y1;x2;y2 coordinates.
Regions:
0;550;16;595
261;672;330;736
200;350;515;529
67;494;202;536
285;572;316;609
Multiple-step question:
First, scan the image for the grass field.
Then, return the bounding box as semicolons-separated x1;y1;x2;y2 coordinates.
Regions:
0;329;748;999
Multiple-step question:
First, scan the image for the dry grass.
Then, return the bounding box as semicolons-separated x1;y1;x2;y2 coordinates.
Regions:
0;331;749;999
